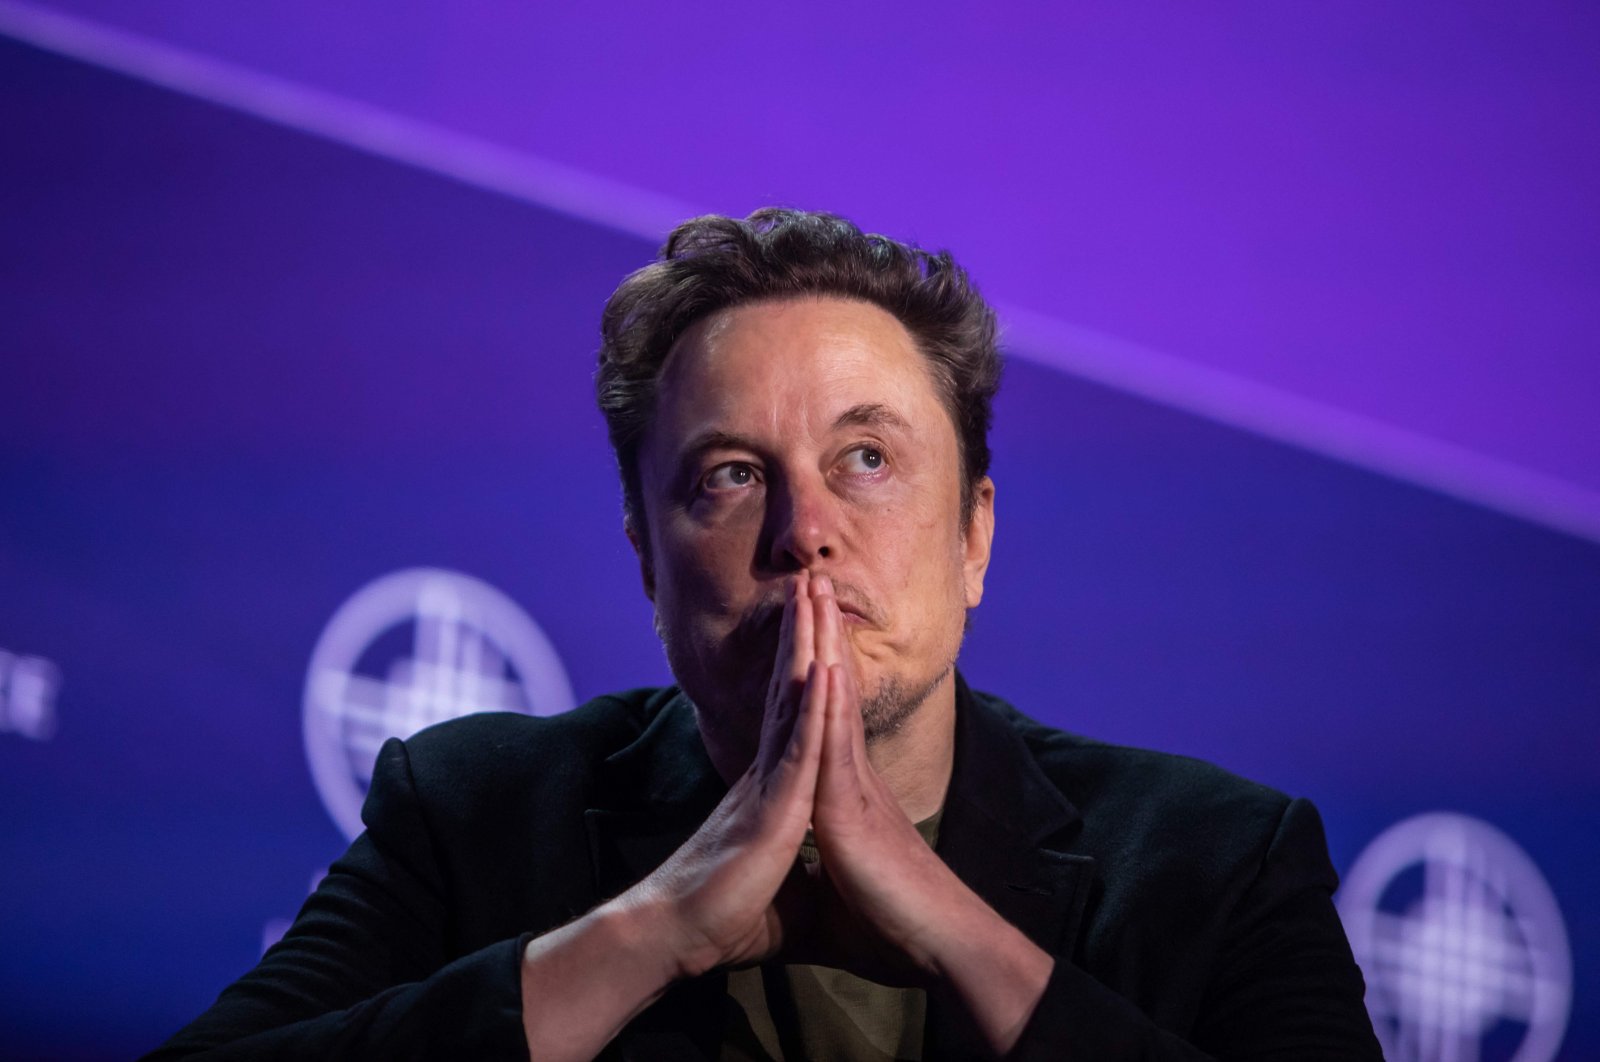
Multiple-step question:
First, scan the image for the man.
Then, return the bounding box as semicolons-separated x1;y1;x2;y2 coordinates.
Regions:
148;210;1381;1059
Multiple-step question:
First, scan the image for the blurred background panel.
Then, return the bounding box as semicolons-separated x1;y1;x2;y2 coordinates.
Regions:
2;4;1596;1058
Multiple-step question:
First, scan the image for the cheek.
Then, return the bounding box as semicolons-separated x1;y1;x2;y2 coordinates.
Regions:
656;516;757;613
874;512;964;613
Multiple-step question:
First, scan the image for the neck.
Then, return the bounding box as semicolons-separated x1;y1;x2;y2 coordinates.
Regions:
866;668;958;823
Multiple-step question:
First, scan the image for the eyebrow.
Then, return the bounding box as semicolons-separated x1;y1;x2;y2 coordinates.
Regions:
671;430;759;490
678;429;759;464
832;402;911;433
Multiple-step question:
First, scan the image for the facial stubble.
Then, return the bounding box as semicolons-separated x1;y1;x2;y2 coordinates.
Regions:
658;593;958;755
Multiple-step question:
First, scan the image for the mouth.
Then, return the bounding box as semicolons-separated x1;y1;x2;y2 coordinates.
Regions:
727;583;880;653
828;584;881;630
837;603;871;626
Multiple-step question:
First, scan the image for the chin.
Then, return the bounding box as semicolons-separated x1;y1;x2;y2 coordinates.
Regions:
859;664;952;743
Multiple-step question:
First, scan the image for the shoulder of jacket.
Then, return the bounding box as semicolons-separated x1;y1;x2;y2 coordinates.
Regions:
971;687;1293;826
397;687;675;798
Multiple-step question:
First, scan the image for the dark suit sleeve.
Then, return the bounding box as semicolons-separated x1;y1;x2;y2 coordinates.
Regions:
1007;798;1382;1060
141;738;531;1061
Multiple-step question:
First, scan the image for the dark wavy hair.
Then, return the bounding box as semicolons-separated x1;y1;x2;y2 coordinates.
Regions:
596;208;1002;533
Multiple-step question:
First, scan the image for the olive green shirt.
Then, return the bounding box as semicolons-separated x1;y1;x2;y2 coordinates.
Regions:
722;812;943;1062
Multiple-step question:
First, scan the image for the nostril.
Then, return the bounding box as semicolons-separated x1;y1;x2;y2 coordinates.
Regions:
818;546;831;558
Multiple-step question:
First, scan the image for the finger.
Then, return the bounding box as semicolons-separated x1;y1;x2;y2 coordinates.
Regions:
764;574;797;706
816;663;861;809
789;569;815;694
792;661;829;769
766;660;827;812
763;573;803;710
805;580;868;790
833;657;873;783
756;579;800;772
811;573;844;670
760;572;818;769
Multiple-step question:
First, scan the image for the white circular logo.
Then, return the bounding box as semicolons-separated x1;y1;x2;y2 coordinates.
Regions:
1339;812;1572;1062
303;568;575;839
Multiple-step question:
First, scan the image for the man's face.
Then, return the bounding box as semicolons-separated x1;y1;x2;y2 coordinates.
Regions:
633;296;994;760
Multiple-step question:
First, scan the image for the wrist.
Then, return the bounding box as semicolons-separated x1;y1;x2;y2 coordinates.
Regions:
924;904;1053;1056
608;876;728;984
519;896;687;1061
593;887;695;987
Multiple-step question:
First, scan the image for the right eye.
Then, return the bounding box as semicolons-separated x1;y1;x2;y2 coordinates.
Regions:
704;462;759;491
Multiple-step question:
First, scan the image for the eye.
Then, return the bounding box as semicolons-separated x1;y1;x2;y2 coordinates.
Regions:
841;446;886;474
703;462;759;491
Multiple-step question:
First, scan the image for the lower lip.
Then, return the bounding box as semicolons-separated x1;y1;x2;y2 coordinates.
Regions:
841;612;869;626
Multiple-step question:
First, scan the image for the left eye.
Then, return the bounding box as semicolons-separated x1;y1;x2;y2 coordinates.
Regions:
842;447;886;473
704;463;758;490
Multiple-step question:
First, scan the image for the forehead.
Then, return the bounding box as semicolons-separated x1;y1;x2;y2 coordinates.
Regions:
651;296;946;443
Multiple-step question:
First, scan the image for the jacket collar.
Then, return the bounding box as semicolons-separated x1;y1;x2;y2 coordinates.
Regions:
937;673;1088;943
583;679;1096;1059
925;675;1095;1058
588;690;725;825
584;690;730;1060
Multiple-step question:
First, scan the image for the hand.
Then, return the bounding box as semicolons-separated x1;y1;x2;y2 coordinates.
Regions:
633;571;828;978
519;586;828;1062
520;572;1042;1061
527;573;1051;1059
775;574;966;980
798;576;1055;1055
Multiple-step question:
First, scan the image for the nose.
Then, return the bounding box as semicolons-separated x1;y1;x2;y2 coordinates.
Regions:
761;470;838;572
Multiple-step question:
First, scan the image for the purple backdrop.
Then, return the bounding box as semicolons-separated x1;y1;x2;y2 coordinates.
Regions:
2;9;1597;1059
6;0;1598;532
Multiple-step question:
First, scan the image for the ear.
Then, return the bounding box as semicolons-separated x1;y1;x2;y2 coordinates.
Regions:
962;476;995;608
625;517;656;603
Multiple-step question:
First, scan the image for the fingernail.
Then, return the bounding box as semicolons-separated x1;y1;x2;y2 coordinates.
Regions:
816;574;833;595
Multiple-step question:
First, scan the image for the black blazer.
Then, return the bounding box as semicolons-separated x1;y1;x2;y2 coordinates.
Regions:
147;678;1381;1059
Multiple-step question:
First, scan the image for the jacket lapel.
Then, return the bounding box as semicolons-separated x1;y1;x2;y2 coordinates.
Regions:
583;691;731;1061
926;676;1095;1058
579;681;1096;1060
